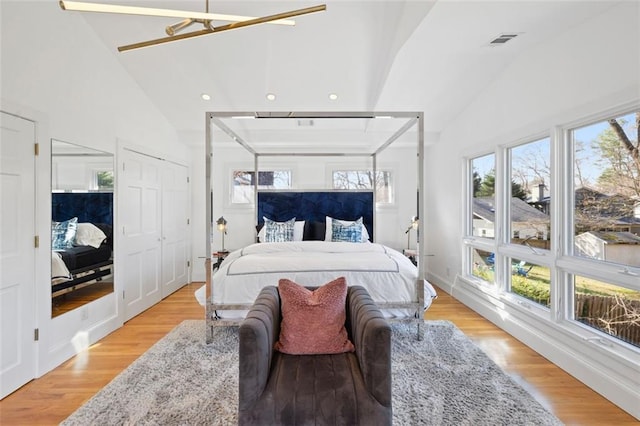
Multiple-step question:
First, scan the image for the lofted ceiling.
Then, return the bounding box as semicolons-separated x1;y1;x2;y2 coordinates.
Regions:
68;0;620;148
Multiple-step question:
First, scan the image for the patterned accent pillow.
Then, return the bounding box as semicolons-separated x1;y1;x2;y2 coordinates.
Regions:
275;277;354;355
52;217;78;250
331;218;363;243
264;217;295;242
325;216;370;242
258;219;305;242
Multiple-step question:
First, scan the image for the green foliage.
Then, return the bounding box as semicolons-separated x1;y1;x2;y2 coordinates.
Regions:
511;275;550;306
473;267;494;283
97;171;114;189
476;171;495;197
511;181;528;200
474;170;528;200
473;171;482;195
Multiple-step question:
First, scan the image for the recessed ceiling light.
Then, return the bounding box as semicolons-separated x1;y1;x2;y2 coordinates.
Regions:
201;93;211;101
328;93;338;101
266;93;276;101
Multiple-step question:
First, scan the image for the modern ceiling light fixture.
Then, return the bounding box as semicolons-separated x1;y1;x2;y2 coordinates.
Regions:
59;1;326;52
166;18;198;36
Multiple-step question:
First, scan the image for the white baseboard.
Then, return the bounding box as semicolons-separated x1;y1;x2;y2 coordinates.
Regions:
41;314;121;377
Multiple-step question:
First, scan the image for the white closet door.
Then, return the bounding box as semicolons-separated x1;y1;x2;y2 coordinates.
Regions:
161;162;189;297
0;112;36;398
120;150;162;321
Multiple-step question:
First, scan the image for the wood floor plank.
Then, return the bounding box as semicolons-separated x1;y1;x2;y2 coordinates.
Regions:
0;282;636;425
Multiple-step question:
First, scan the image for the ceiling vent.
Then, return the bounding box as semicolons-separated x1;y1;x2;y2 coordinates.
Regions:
489;33;520;46
297;119;314;127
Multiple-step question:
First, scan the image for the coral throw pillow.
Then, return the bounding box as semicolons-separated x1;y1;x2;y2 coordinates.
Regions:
275;277;355;355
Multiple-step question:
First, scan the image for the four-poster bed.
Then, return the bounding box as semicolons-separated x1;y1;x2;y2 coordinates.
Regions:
204;111;429;343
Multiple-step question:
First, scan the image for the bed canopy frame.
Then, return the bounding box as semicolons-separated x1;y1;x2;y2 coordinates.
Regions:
205;111;425;339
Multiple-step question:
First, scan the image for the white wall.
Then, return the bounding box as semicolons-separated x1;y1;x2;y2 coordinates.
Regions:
424;2;639;418
1;1;190;376
52;156;112;191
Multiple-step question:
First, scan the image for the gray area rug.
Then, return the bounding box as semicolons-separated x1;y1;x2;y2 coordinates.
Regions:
62;320;562;425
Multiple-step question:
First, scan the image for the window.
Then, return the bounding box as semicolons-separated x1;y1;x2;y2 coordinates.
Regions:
471;248;495;283
570;112;640;268
573;275;640;348
94;170;114;191
463;107;640;350
471;154;496;239
509;257;550;308
332;170;393;204
232;170;291;204
509;137;551;247
565;110;640;348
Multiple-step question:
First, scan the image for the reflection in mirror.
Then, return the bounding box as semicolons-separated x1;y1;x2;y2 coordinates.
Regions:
51;139;114;318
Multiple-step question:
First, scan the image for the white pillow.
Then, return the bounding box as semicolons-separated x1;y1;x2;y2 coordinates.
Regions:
258;218;305;242
74;222;107;248
325;216;370;242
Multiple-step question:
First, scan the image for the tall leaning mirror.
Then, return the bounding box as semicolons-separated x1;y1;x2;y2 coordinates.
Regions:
51;139;114;318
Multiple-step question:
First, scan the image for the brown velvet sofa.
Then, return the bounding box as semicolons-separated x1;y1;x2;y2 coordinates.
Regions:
238;285;393;426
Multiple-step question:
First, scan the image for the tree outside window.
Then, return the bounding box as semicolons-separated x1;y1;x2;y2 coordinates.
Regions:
572;111;640;265
332;170;393;204
509;137;551;248
471;154;495;239
232;170;291;204
94;170;113;191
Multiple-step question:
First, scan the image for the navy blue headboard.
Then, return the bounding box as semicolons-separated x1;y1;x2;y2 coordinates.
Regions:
52;192;113;225
257;191;374;241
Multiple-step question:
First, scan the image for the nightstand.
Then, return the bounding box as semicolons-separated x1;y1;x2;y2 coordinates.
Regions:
403;249;417;266
212;250;230;272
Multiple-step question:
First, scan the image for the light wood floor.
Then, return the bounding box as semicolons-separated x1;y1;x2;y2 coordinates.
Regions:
52;281;114;318
1;282;636;425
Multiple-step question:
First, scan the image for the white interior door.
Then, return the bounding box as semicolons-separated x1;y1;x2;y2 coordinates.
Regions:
0;112;36;398
161;162;189;297
120;149;162;321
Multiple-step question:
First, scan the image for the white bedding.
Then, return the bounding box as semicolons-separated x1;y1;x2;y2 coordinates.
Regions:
196;241;436;318
51;251;72;285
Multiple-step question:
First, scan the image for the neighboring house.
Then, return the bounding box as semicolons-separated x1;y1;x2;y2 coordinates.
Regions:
473;197;550;240
575;187;640;234
575;231;640;267
527;182;551;215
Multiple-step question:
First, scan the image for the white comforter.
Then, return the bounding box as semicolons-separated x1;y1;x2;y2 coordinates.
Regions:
196;241;436;317
51;251;72;285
